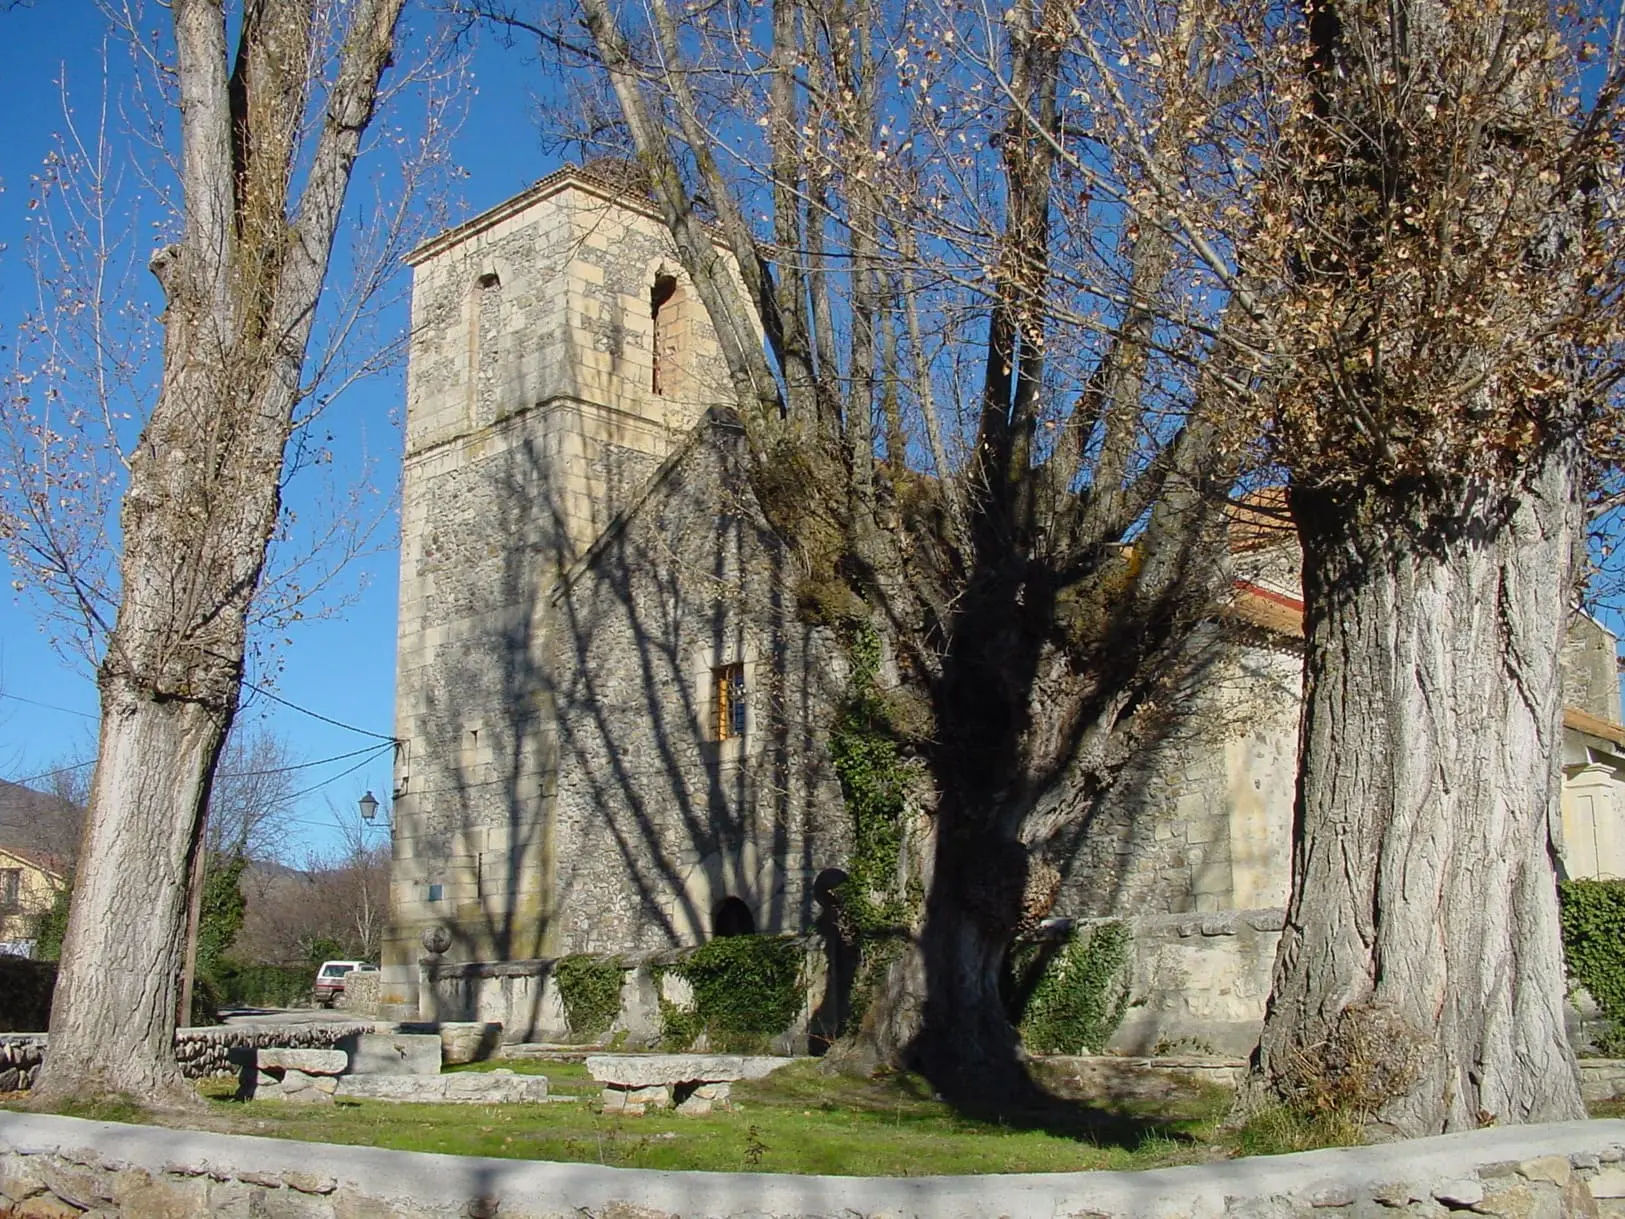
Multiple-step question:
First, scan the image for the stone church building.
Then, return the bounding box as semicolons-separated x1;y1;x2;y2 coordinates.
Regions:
379;167;1625;1032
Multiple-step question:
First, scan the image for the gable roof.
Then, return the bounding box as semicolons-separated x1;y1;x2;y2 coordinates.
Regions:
0;843;66;883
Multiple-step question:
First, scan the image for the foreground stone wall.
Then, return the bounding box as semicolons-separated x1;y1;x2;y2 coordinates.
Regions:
4;1112;1625;1218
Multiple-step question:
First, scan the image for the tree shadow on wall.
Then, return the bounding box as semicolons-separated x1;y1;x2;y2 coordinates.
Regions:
408;404;1276;1145
409;411;851;1042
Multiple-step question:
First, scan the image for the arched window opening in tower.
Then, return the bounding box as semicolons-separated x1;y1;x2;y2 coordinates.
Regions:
651;273;679;396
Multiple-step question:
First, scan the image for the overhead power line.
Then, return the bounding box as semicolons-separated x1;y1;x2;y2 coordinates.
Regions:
0;692;98;720
242;681;399;743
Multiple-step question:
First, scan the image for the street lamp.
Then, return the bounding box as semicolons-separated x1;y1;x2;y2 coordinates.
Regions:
358;791;380;822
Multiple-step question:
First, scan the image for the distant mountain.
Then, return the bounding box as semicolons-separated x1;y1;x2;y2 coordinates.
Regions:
0;779;84;862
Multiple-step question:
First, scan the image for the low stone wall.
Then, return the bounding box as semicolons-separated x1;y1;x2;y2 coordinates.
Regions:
421;937;830;1053
421;909;1600;1064
0;1037;45;1093
3;1111;1625;1217
0;1023;372;1087
1044;1053;1247;1104
424;916;1268;1057
1092;908;1284;1057
1582;1059;1625;1104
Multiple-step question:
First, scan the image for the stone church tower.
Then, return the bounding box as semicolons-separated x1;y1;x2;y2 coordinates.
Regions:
380;167;743;1009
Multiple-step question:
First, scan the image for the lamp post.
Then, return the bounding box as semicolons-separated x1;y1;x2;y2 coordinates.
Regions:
358;790;380;823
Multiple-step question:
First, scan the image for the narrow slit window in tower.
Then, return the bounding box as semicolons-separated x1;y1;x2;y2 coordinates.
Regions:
651;273;679;395
712;663;746;741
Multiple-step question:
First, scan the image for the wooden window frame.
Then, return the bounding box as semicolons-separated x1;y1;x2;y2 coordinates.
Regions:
712;662;747;741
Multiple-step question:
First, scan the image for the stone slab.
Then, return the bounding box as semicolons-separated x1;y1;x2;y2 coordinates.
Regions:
334;1072;549;1104
344;1033;442;1077
256;1050;347;1075
585;1054;795;1086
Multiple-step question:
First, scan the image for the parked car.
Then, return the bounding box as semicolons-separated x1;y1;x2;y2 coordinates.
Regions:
312;959;367;1007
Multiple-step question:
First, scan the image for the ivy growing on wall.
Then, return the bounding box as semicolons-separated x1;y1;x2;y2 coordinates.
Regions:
1559;880;1625;1055
1009;921;1133;1055
656;935;804;1051
827;624;920;1024
554;954;624;1041
830;625;912;936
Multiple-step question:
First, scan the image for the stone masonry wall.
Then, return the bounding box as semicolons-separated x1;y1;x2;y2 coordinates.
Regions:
549;418;850;952
5;1112;1625;1218
385;173;738;1005
1098;909;1285;1058
1056;628;1301;920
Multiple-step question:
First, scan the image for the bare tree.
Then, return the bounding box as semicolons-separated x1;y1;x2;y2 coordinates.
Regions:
304;808;391;962
205;724;299;863
467;0;1295;1100
18;0;421;1105
1247;0;1625;1134
235;808;389;966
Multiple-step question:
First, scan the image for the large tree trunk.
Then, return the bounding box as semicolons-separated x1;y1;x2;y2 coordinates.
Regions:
833;810;1043;1107
32;0;404;1105
907;887;1032;1104
1254;446;1585;1135
35;697;230;1105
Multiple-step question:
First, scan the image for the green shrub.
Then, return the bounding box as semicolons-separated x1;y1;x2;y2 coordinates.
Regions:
658;935;804;1049
1011;921;1132;1055
33;884;71;961
554;954;624;1040
1559;879;1625;1055
210;960;313;1009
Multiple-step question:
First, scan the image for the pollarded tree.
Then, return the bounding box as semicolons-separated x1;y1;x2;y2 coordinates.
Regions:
472;0;1300;1099
1250;0;1625;1134
19;0;414;1105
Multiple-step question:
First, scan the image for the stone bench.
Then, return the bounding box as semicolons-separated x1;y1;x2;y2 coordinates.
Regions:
235;1034;443;1104
586;1054;795;1116
335;1069;551;1104
238;1048;349;1104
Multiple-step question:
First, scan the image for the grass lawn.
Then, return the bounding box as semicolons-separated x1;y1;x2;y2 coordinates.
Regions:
15;1059;1616;1175
12;1058;1240;1176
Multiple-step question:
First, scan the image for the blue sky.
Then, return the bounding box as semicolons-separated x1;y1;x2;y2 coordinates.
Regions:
0;1;559;856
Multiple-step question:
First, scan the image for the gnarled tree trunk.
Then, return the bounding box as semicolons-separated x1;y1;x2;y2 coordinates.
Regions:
833;818;1040;1105
1254;446;1585;1135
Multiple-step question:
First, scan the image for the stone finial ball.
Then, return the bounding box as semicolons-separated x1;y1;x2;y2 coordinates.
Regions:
421;925;453;956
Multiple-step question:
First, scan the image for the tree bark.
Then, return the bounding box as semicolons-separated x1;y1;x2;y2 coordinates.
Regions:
1254;444;1585;1135
38;699;227;1104
831;816;1039;1106
906;873;1033;1103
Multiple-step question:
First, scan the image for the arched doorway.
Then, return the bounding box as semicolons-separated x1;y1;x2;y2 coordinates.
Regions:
712;896;755;938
